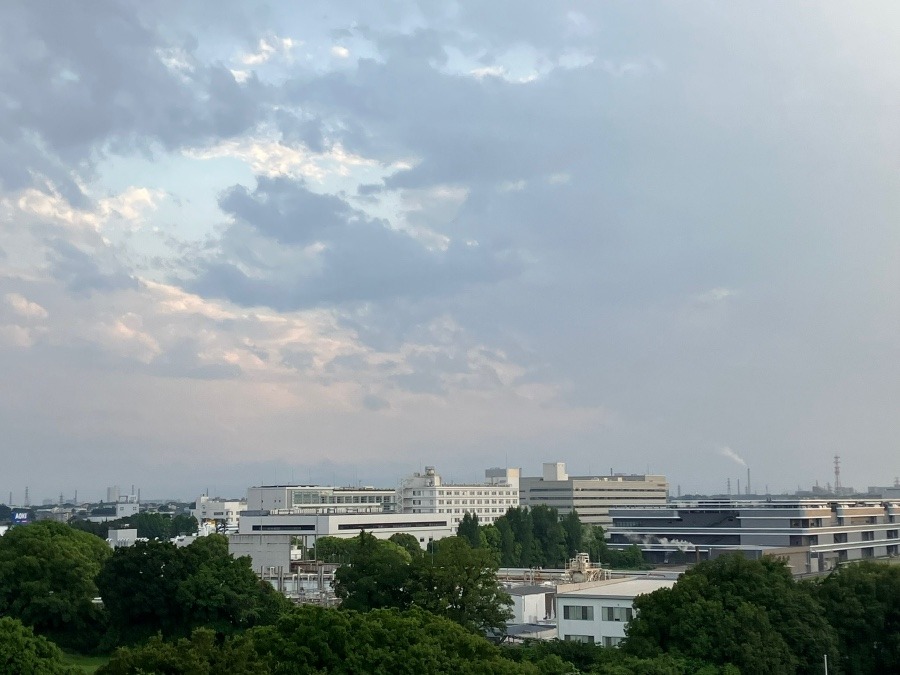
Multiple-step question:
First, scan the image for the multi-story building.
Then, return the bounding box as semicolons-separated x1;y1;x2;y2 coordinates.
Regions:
191;495;247;532
115;494;139;519
399;467;520;526
246;485;397;514
519;463;669;527
556;577;676;646
609;498;900;571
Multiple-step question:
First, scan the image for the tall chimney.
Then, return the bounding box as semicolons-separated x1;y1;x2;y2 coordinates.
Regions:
747;467;751;495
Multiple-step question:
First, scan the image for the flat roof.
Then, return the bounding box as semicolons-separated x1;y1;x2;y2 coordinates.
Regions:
507;585;554;596
558;577;675;599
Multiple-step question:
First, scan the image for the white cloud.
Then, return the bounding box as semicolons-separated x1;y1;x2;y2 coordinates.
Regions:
331;45;350;59
240;36;296;66
5;293;48;319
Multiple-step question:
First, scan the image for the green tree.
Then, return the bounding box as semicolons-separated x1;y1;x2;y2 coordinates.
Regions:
312;535;356;563
561;509;583;559
457;511;481;548
97;540;187;646
97;535;286;647
98;628;265;675
388;532;423;558
813;560;900;674
624;554;839;675
333;531;412;612
410;536;512;633
250;605;530;674
530;505;567;567
0;521;110;651
0;617;78;675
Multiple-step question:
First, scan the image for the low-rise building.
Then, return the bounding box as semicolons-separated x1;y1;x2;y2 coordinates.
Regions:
237;511;453;550
507;585;555;624
519;463;669;527
556;577;676;646
399;467;520;526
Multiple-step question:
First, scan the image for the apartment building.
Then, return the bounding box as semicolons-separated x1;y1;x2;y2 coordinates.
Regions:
519;463;669;527
398;466;520;526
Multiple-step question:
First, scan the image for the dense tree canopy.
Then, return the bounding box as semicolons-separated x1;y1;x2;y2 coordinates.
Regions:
70;513;198;541
813;560;900;674
97;535;287;646
333;531;412;612
0;617;78;675
0;521;110;650
624;554;839;675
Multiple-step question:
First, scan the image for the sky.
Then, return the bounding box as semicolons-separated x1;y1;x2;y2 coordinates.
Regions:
1;2;898;502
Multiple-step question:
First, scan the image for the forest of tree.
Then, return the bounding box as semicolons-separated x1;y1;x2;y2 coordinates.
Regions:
457;505;649;569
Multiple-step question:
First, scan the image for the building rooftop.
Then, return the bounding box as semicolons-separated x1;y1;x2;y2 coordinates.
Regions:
558;577;676;599
507;584;554;596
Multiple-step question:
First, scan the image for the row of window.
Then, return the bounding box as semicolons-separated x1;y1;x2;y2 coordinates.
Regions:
409;489;516;497
563;635;622;647
562;605;634;622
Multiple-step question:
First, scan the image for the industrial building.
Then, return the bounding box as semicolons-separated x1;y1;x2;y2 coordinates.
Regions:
191;495;247;532
519;463;669;527
556;577;676;646
608;498;900;571
398;466;520;526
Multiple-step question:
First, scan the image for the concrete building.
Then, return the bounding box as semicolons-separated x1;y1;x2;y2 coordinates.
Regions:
191;495;247;532
609;498;900;571
237;511;453;550
116;494;139;519
519;463;669;527
107;528;138;548
556;577;676;646
229;533;294;572
246;485;397;514
106;486;121;504
399;467;520;526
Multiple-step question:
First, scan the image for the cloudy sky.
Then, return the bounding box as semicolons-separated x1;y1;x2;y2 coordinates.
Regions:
1;2;898;502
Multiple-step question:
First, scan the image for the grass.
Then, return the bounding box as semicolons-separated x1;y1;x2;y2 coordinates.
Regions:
61;653;110;674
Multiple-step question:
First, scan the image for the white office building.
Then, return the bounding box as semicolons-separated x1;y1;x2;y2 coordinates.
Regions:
519;463;669;527
556;577;676;646
191;495;247;532
399;467;520;526
246;485;397;514
238;511;453;550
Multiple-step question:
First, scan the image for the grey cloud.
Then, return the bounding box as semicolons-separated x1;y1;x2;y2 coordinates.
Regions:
187;176;517;310
0;2;269;195
362;394;390;411
45;238;138;295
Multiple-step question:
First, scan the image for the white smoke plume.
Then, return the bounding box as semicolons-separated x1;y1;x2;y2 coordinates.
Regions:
719;446;747;467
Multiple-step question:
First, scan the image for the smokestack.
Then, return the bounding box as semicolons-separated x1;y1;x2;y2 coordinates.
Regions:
737;478;741;495
747;467;751;495
727;478;731;495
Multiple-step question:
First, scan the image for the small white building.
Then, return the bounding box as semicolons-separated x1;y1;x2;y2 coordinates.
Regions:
507;585;556;624
555;577;676;647
191;495;247;532
107;528;138;548
399;466;520;527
